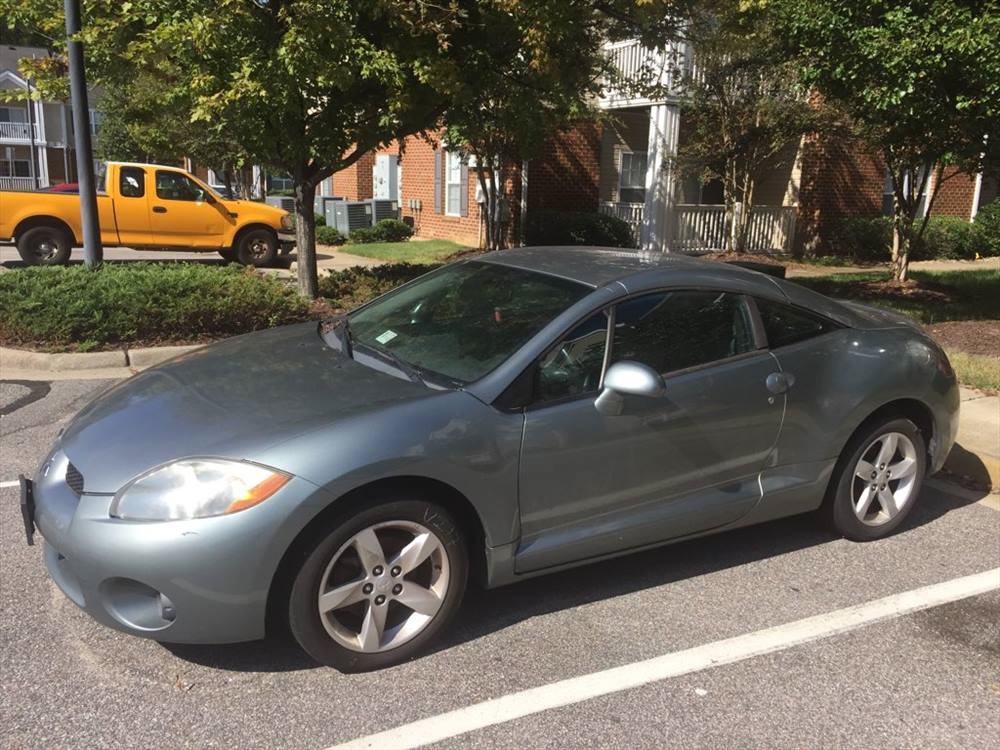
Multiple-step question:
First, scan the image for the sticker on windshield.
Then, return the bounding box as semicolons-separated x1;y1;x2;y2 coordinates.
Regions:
375;330;398;345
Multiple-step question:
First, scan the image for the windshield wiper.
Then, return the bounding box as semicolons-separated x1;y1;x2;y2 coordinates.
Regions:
364;344;425;385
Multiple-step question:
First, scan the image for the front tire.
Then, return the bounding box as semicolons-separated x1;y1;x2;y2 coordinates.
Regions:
16;226;72;266
288;498;468;672
234;228;278;267
824;417;926;541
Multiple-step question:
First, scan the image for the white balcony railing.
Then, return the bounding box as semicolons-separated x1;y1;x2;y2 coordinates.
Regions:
599;201;798;253
599;39;689;109
0;176;37;191
0;121;41;142
599;201;644;243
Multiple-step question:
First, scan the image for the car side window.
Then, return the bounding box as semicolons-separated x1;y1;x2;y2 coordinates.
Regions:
611;290;756;374
119;167;145;198
755;298;838;349
535;312;609;402
155;171;205;202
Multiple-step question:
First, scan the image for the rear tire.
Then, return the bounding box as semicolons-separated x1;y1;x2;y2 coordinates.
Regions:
16;226;72;266
234;228;278;267
823;417;926;541
288;497;467;672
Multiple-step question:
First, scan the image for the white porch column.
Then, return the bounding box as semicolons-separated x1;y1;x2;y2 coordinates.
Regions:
639;103;680;253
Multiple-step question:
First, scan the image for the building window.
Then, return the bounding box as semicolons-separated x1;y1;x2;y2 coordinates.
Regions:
0;106;28;123
0;159;31;177
619;151;647;203
88;109;104;136
883;168;930;218
446;150;463;216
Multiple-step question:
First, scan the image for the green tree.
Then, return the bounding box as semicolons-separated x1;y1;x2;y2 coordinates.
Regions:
441;2;613;251
675;0;822;253
774;0;1000;280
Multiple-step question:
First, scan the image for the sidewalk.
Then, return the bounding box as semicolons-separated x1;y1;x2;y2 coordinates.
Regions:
944;388;1000;492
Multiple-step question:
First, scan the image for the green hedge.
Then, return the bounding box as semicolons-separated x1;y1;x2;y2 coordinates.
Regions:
525;210;635;248
318;263;438;310
973;199;1000;254
349;218;414;244
0;264;311;351
827;214;997;263
316;225;347;245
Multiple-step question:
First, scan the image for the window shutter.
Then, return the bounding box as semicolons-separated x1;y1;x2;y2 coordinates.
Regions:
433;149;443;214
460;161;469;217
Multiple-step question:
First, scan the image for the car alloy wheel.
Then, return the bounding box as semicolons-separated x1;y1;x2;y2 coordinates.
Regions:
824;417;926;542
317;520;450;653
850;431;919;526
288;498;467;671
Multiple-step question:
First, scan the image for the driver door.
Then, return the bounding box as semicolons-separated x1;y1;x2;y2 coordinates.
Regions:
149;170;229;247
515;289;784;573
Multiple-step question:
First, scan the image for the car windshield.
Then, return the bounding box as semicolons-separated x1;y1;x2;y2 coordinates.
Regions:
348;260;591;384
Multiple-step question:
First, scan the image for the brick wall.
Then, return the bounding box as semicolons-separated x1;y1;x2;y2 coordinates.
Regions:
527;121;602;214
930;167;976;219
795;134;885;255
331;152;375;201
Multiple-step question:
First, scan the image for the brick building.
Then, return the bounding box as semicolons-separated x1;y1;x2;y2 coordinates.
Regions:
330;38;994;254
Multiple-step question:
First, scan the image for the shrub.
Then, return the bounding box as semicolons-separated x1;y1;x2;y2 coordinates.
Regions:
525;210;635;248
318;263;438;310
912;216;983;261
315;225;347;246
972;199;1000;256
315;214;326;227
827;215;988;262
349;218;414;244
0;264;310;351
826;216;892;263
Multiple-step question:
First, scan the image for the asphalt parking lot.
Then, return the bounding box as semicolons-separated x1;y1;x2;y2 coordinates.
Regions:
2;378;998;749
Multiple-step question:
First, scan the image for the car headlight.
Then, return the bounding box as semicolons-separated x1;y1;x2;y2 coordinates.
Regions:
111;459;291;521
280;214;294;231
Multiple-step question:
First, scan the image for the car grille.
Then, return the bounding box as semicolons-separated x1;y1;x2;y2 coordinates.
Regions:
65;463;84;496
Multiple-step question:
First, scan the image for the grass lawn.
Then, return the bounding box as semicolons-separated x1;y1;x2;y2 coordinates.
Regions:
945;350;1000;393
793;269;1000;323
339;239;470;265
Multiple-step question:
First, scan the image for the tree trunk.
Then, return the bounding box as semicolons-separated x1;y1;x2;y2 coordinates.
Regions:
294;180;319;298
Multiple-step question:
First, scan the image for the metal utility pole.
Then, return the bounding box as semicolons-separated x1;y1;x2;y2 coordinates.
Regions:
24;77;39;190
64;0;103;266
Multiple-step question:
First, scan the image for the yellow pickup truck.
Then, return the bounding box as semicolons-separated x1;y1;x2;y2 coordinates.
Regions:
0;162;295;266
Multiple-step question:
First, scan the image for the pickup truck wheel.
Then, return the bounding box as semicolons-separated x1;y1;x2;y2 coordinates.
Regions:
235;229;278;267
17;226;72;266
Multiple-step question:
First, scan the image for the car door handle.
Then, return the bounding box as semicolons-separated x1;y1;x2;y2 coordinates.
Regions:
766;372;795;394
152;206;167;213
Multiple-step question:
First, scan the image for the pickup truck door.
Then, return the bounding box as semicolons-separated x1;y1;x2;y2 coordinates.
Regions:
110;165;153;246
149;170;230;248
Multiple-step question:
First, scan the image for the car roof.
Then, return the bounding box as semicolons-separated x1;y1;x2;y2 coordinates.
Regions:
474;246;865;327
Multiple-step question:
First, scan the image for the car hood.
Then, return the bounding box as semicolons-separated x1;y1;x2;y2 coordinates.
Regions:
60;323;435;493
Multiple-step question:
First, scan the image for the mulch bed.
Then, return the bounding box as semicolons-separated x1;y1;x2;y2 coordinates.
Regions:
923;320;1000;357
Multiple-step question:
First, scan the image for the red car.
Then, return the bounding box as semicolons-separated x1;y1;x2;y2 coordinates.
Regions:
40;182;79;193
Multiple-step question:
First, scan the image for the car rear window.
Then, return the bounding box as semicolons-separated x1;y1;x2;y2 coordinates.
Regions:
755;298;839;349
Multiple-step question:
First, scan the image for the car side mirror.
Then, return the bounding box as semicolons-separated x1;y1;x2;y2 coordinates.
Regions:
594;361;665;416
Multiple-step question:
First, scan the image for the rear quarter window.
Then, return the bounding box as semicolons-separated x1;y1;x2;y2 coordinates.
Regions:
755;297;840;349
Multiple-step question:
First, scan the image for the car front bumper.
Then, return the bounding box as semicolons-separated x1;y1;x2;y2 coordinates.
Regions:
30;446;319;644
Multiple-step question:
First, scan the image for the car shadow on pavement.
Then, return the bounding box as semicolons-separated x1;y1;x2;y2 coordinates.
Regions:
159;481;986;672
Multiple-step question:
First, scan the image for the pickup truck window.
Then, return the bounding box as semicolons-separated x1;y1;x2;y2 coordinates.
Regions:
119;167;145;198
156;171;207;202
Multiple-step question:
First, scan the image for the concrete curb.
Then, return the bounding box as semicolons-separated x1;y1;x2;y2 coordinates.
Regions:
1;344;203;379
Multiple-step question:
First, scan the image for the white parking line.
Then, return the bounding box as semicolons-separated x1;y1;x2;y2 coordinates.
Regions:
329;568;1000;750
0;480;20;489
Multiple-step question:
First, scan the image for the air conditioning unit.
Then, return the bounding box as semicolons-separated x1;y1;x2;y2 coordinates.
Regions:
264;196;295;212
325;200;375;234
371;199;400;223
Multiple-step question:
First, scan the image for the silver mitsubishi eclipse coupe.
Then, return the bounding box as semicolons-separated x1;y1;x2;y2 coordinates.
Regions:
21;247;959;672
